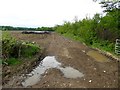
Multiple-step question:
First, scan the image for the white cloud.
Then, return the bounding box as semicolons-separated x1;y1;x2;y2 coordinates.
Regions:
0;0;103;27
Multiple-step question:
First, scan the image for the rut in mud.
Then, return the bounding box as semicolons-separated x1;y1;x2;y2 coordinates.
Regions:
3;31;119;88
22;56;84;87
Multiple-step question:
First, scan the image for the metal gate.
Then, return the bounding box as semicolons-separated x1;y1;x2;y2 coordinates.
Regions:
115;39;120;55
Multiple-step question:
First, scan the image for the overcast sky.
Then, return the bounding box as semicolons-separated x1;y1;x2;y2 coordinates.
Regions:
0;0;103;28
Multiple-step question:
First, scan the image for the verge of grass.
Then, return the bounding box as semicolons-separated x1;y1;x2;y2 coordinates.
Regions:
63;33;85;43
61;33;120;59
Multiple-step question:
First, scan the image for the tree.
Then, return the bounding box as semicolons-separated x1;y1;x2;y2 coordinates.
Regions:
100;0;119;12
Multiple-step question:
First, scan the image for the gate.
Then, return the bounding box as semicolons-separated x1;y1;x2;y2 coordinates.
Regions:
115;39;120;55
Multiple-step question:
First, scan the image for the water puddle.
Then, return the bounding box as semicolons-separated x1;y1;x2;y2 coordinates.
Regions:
22;56;84;87
87;50;109;62
59;67;84;79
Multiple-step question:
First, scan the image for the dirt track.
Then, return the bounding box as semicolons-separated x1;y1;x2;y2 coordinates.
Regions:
4;31;119;88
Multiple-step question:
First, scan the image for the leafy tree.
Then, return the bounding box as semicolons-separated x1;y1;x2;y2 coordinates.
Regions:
54;0;119;53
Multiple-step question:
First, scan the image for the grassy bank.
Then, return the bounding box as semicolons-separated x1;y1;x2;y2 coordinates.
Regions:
60;33;119;58
54;9;119;58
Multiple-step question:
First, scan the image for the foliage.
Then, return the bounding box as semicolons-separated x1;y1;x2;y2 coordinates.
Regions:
54;0;119;54
6;58;21;65
0;26;54;32
2;31;40;65
0;26;36;31
2;31;16;59
21;43;40;58
99;0;119;12
36;26;54;31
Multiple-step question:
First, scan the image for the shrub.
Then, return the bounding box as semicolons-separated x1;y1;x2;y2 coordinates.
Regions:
2;31;40;65
21;43;40;58
6;58;21;65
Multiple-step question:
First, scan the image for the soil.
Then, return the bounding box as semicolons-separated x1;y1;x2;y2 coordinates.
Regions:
2;31;119;88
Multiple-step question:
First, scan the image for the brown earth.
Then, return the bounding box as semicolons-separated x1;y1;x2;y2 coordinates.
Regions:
2;31;119;88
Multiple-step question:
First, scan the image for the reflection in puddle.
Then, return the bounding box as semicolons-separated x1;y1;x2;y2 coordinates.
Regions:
22;56;84;87
22;56;61;87
60;67;84;79
87;50;109;62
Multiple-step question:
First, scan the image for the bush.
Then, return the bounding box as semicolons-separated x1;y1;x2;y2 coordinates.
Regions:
21;43;40;58
54;12;118;54
6;58;21;65
2;31;16;59
2;31;40;65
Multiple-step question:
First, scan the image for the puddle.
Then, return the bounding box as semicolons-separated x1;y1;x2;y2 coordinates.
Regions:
87;50;109;62
22;56;61;87
22;56;84;87
59;67;84;78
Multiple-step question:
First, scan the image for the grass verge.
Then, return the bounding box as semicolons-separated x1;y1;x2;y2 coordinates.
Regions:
62;33;120;59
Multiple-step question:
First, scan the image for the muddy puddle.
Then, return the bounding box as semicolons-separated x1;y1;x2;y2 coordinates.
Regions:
22;56;84;87
59;67;84;79
87;50;109;62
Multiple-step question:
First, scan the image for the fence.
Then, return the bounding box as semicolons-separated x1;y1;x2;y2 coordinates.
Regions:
115;39;120;55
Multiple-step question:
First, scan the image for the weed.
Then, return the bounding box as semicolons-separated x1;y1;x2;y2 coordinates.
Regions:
6;58;21;65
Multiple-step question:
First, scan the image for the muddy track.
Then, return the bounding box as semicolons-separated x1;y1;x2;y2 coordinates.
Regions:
3;31;119;88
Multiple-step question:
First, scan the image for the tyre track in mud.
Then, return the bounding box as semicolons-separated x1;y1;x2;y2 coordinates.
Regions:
4;31;119;88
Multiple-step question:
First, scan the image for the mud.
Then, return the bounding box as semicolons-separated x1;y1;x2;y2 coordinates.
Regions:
87;50;110;62
22;56;61;87
59;67;84;79
22;56;84;87
2;31;119;88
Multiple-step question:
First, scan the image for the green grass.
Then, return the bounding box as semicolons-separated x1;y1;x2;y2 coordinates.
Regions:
61;32;118;57
63;33;84;43
2;31;41;66
92;42;114;52
6;58;22;65
21;43;40;58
